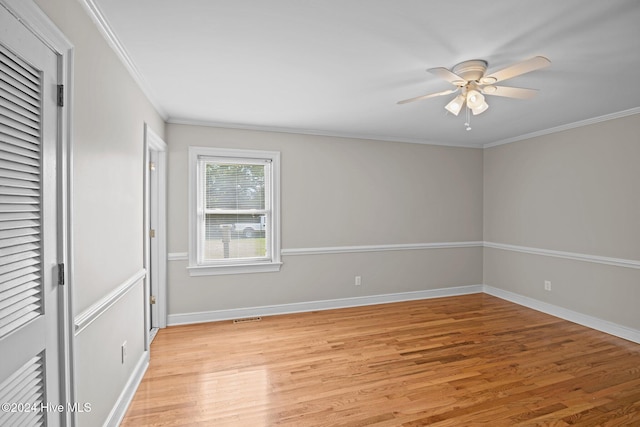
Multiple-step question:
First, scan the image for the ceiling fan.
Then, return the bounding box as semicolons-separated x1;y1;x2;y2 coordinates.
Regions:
398;56;551;118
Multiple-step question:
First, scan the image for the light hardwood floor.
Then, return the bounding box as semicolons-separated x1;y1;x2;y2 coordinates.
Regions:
121;294;640;426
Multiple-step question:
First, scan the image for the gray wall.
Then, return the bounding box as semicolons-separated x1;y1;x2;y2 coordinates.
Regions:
483;114;640;330
166;124;484;315
34;0;165;424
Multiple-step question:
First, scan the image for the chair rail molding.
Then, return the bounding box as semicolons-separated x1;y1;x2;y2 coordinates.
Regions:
168;241;483;261
484;241;640;270
74;269;147;335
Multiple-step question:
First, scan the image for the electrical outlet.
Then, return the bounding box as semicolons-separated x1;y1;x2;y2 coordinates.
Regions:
121;341;127;364
355;276;361;286
544;280;551;291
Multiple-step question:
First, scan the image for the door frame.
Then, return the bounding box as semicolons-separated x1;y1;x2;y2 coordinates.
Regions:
0;0;74;425
143;123;167;348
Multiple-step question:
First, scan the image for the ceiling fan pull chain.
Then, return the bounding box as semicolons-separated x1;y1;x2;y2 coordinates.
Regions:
464;107;471;131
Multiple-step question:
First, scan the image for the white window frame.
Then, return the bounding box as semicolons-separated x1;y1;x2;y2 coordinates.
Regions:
188;146;281;276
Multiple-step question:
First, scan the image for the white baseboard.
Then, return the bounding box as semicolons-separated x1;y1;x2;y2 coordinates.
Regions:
167;283;640;344
104;350;149;427
167;284;484;326
483;285;640;344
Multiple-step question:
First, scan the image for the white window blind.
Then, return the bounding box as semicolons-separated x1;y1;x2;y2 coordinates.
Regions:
0;43;43;340
199;157;271;262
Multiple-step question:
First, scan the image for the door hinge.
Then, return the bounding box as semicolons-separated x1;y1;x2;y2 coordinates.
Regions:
150;295;157;305
58;263;65;285
57;84;64;107
150;229;156;238
149;161;156;171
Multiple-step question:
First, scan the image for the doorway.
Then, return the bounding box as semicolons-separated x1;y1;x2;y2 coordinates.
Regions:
143;124;167;345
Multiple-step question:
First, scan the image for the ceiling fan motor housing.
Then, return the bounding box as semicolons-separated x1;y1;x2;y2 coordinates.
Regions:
452;60;488;84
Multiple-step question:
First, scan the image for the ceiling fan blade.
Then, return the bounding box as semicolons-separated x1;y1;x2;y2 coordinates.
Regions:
427;67;466;86
397;88;458;105
482;56;550;84
483;86;538;99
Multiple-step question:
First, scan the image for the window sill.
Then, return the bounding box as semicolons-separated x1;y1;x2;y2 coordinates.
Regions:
187;261;282;276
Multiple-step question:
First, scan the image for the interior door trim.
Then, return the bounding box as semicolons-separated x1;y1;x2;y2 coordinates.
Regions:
143;123;167;351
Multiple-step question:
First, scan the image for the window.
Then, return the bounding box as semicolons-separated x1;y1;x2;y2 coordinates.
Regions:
188;147;281;275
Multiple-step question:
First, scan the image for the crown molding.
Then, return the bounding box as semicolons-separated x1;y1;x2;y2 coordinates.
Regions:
166;117;482;149
78;0;168;119
162;107;640;150
484;107;640;148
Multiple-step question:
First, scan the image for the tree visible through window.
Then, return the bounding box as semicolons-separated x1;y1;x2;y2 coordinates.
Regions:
188;147;281;275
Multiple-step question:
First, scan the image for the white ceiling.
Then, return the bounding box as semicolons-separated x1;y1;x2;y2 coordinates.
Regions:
89;0;640;147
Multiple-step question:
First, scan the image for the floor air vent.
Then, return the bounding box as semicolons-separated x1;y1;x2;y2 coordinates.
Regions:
233;317;262;324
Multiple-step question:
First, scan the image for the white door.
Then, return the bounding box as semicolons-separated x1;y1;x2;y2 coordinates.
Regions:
0;5;63;426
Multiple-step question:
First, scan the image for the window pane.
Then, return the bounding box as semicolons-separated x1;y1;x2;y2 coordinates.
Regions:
204;214;267;260
201;160;269;261
205;163;266;210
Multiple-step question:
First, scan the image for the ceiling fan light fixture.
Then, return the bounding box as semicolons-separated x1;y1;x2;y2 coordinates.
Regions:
466;90;485;109
471;100;489;115
444;94;465;116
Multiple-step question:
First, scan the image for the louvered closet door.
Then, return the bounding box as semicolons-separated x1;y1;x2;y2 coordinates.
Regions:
0;5;62;427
